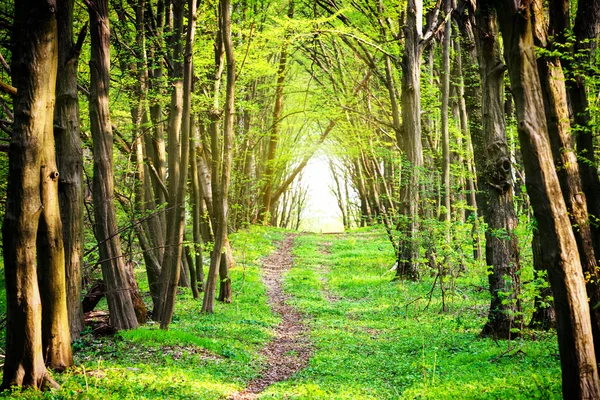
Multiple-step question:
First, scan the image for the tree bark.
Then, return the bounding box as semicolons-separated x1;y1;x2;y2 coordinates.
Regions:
203;0;236;312
55;0;85;340
470;0;522;339
2;0;64;389
397;0;431;280
568;0;600;265
157;0;197;328
532;0;600;358
88;0;138;330
495;0;600;396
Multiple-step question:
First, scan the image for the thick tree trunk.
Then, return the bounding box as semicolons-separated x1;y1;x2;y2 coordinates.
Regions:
397;0;428;280
2;0;63;389
88;0;138;330
39;123;73;371
471;0;522;339
532;0;600;358
55;0;85;340
495;0;600;397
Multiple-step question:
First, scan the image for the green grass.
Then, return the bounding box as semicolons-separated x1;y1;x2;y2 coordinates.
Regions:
262;228;561;399
0;226;561;399
0;226;286;399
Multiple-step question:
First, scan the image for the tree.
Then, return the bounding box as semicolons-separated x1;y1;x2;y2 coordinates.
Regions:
396;0;440;279
532;0;600;356
55;0;86;340
469;0;522;339
2;0;71;389
260;0;294;224
202;0;236;312
440;0;452;225
494;0;600;396
87;0;138;330
566;0;600;261
156;0;198;327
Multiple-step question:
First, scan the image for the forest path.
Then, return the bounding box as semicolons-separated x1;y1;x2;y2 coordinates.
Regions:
229;234;312;400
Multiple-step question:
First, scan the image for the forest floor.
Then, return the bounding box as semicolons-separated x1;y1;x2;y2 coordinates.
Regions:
0;226;562;399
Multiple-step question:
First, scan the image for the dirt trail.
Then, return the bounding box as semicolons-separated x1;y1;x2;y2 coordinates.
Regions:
230;235;311;400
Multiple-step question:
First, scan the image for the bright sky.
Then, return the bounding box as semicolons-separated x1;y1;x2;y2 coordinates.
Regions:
298;152;345;233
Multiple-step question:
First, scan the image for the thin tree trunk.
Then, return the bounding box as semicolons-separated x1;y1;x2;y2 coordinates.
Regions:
190;117;205;292
217;0;236;304
453;34;482;260
260;0;294;224
457;7;485;262
157;0;197;328
397;0;433;280
88;0;138;330
203;0;236;311
440;0;452;225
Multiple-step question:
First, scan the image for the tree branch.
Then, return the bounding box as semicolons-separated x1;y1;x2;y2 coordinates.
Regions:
0;80;16;97
420;5;452;48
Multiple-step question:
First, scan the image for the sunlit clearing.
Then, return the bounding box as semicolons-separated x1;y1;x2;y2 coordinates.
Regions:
299;153;344;233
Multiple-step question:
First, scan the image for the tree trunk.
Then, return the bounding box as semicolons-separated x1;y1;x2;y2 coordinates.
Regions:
157;0;197;328
2;0;63;389
495;0;600;396
453;34;482;260
260;0;294;224
190;117;205;293
532;0;600;358
440;0;452;225
88;0;138;330
568;0;600;266
471;0;522;339
55;0;85;340
203;0;236;312
397;0;428;280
